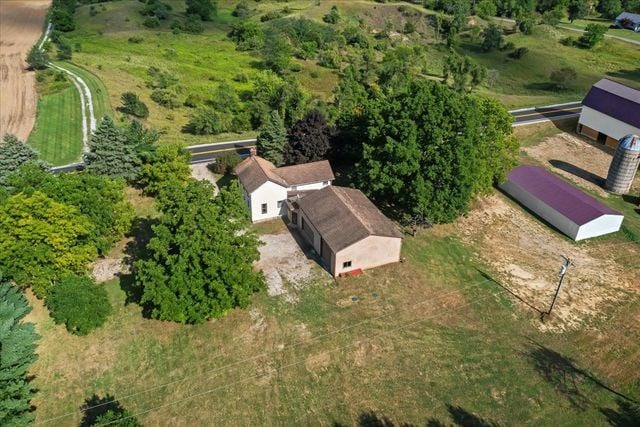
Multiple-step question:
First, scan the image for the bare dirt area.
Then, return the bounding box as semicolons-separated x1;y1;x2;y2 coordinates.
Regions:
189;162;220;194
523;132;640;197
0;0;50;140
456;194;639;332
254;225;331;302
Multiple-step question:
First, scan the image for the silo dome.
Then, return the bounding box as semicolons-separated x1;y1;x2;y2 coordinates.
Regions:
605;134;640;195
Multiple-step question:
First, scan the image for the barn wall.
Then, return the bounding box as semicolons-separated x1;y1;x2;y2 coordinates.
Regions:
500;181;580;240
334;236;402;277
578;106;640;142
575;215;624;241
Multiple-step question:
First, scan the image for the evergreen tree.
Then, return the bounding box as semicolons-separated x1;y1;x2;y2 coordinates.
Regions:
134;179;265;324
0;134;48;188
84;117;142;183
284;111;332;165
120;92;149;119
256;111;287;166
0;281;39;427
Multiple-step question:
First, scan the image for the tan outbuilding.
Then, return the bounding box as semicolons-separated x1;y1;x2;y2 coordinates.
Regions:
288;186;403;277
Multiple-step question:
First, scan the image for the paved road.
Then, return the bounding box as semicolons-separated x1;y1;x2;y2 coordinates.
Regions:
51;102;583;173
510;101;582;127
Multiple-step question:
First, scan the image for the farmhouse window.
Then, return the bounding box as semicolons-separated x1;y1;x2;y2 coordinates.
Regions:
261;203;267;214
343;261;352;268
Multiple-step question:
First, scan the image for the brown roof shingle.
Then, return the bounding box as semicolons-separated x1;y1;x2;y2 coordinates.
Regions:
274;160;335;186
297;186;402;252
234;156;335;193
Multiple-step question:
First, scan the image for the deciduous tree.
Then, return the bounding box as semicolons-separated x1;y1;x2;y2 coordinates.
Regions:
0;192;96;297
0;281;39;427
284;111;332;165
134;179;264;323
568;0;589;22
578;23;608;48
481;24;504;51
139;144;191;197
353;80;518;223
185;0;217;21
45;275;112;335
26;46;49;70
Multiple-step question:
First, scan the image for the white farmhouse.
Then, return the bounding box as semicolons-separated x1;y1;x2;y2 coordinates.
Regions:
233;154;334;222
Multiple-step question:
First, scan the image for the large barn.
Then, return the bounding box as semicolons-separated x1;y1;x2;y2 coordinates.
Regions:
577;79;640;148
500;166;624;241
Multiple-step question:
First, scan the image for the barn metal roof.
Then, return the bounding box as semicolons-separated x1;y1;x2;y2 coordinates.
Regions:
505;165;621;226
582;79;640;129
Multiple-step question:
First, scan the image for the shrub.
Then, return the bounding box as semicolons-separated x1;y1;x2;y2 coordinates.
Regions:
143;16;161;28
323;6;341;24
578;24;608;49
120;92;149;118
209;151;241;174
128;36;144;43
550;67;577;90
46;276;112;335
187;108;232;135
184;93;203;108
404;21;417;35
26;46;49;70
56;38;73;60
560;36;576;46
508;47;529;59
318;48;341;69
233;72;249;83
232;1;250;18
500;41;515;51
151;89;180;109
183;14;204;34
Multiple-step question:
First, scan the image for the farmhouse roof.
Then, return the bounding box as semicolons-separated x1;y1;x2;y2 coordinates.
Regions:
505;165;621;226
616;12;640;23
582;79;640;129
234;156;334;193
274;161;335;186
296;186;402;252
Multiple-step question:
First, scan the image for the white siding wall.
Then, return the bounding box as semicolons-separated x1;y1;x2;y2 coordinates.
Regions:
575;215;624;241
578;106;640;141
500;181;581;240
334;236;402;277
248;181;288;222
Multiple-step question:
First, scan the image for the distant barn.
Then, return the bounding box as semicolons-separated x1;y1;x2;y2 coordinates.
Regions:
500;166;624;241
577;79;640;148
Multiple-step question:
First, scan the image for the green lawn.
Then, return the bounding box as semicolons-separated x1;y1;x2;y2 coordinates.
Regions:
559;16;640;43
57;61;113;122
26;181;640;425
28;72;84;166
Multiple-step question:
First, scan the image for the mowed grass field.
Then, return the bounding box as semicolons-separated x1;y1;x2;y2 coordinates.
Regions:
26;182;640;425
28;73;84;165
27;62;112;166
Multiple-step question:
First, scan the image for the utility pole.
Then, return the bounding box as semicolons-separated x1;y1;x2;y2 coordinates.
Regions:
543;257;572;321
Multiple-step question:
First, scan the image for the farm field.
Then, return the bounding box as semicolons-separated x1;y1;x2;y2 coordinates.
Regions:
59;0;640;150
0;0;51;141
26;123;640;425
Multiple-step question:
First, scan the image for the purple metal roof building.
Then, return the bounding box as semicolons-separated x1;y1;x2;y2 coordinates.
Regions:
578;79;640;147
500;165;624;241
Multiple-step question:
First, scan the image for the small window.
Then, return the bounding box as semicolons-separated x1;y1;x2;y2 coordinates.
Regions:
343;261;352;268
277;200;284;209
261;203;267;214
301;217;306;230
323;181;329;186
291;185;297;190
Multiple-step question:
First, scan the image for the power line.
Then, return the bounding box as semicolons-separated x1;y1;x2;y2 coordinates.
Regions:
99;290;507;426
37;277;498;425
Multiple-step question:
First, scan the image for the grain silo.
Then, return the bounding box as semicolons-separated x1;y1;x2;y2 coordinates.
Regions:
605;134;640;194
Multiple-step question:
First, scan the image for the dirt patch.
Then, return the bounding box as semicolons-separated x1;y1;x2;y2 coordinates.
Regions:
189;163;220;195
0;1;51;140
523;132;640;197
305;351;331;379
456;194;639;332
254;227;331;301
91;257;127;283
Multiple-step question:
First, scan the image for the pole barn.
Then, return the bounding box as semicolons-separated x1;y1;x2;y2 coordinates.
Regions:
500;166;624;241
